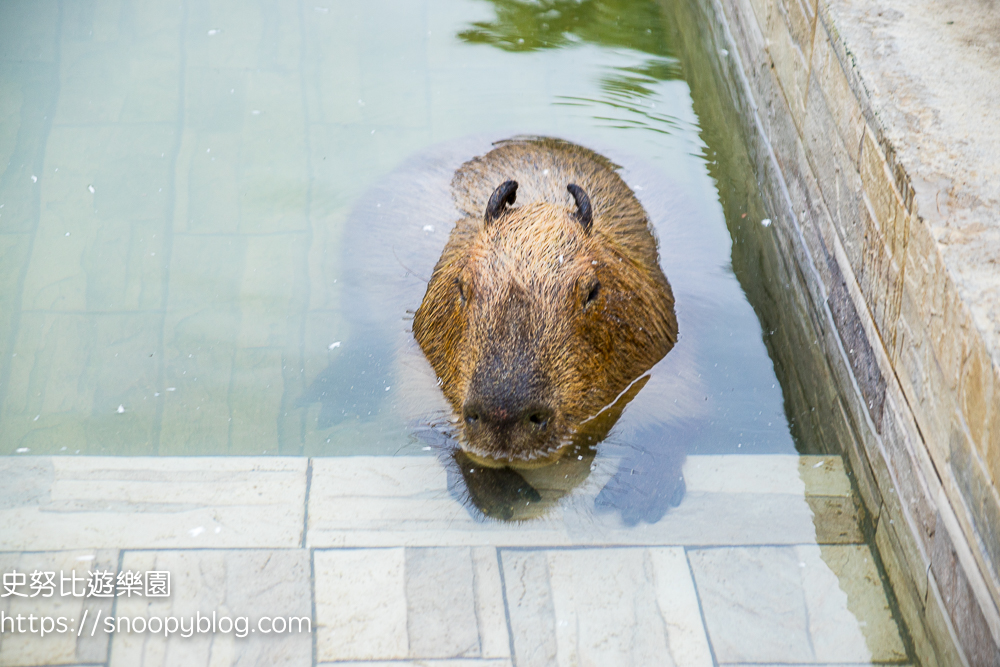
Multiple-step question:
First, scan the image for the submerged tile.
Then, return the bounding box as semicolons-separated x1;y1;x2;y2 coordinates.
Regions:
501;547;711;667
689;546;816;663
689;544;906;664
0;313;162;456
0;457;306;550
307;455;827;548
807;495;864;544
805;544;907;662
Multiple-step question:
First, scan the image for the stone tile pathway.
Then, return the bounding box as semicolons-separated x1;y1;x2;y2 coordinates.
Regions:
0;454;909;666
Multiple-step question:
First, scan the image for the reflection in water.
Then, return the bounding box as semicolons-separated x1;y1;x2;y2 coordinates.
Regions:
460;0;687;136
458;0;678;57
421;374;686;523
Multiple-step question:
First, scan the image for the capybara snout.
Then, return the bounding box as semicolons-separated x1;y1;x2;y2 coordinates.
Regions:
413;137;677;468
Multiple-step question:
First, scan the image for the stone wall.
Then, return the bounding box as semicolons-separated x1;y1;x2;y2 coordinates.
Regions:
682;0;1000;663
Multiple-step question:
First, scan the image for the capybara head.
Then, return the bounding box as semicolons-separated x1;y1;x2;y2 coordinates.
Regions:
413;139;677;468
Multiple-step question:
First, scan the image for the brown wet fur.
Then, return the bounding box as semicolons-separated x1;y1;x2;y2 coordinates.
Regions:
412;137;677;467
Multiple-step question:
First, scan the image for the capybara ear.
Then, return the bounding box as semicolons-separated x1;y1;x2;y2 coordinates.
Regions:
567;184;593;233
485;180;518;223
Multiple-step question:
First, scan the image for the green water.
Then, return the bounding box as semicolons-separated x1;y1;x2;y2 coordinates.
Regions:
0;0;797;458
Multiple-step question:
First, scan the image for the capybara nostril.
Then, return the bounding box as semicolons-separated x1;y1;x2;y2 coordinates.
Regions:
462;404;482;427
524;406;553;430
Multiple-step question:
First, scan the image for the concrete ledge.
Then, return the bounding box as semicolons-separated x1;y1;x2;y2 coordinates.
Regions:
691;0;1000;662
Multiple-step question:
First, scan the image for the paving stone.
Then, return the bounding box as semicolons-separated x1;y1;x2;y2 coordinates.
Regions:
470;547;511;660
690;546;813;663
315;545;509;663
689;544;905;663
502;547;712;667
0;457;306;550
0;549;117;667
110;549;311;667
314;548;409;661
319;662;512;667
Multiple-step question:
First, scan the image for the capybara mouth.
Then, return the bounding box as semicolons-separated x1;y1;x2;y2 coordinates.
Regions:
458;424;576;470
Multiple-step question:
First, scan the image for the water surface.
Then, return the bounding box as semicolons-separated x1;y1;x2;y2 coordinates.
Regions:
0;0;794;461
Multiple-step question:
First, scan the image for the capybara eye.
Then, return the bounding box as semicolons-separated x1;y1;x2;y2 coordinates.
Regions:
585;281;601;307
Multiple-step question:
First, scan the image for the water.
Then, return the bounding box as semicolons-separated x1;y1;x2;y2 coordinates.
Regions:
0;0;793;461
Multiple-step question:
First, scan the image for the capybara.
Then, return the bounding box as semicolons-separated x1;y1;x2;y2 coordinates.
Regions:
413;137;678;468
303;135;706;523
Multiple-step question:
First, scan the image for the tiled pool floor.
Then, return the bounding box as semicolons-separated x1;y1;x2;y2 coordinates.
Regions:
0;454;910;666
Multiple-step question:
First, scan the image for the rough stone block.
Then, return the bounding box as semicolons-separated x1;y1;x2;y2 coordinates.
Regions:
879;396;938;562
318;662;511;667
924;569;980;667
810;25;863;166
950;430;1000;597
780;0;817;56
989;400;1000;498
929;515;1000;666
314;548;408;661
960;336;993;459
471;548;511;659
404;548;490;659
764;0;812;126
875;514;942;667
860;128;909;261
